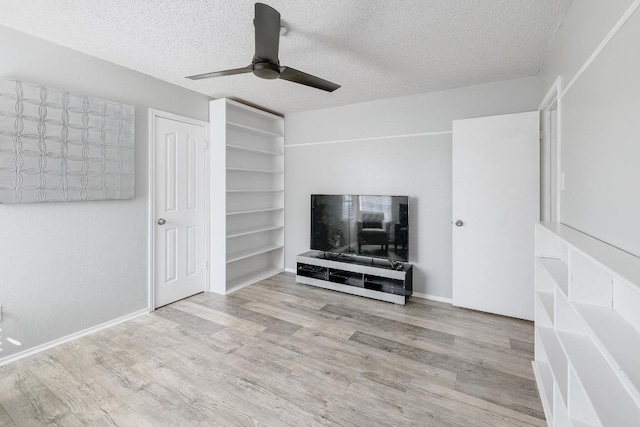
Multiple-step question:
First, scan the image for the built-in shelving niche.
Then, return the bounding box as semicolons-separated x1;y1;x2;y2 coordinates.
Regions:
532;222;640;427
210;98;284;294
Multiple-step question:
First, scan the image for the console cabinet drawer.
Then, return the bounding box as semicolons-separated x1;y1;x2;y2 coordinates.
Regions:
297;263;328;281
364;275;406;295
329;269;363;287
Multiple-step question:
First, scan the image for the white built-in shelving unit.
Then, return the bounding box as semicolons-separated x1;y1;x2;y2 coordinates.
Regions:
209;98;284;294
533;222;640;427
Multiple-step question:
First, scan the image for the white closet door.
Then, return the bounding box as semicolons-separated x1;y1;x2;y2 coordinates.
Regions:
153;116;207;308
452;112;539;320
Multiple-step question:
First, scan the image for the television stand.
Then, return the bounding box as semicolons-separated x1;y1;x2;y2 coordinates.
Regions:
296;251;413;304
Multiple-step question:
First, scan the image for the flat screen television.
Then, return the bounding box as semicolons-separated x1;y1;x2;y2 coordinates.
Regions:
310;194;409;262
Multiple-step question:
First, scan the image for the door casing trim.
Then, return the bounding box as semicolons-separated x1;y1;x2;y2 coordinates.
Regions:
538;77;561;223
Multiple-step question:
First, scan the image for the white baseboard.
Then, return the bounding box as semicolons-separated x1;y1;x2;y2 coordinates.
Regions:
410;292;453;304
284;267;296;274
225;280;258;295
0;308;149;367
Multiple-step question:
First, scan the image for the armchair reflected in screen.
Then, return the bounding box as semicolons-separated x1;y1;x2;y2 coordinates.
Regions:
357;211;391;252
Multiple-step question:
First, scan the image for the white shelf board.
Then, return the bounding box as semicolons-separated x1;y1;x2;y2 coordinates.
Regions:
532;361;554;424
538;257;569;296
227;167;283;174
226;244;284;263
227;225;283;239
568;368;601;426
538;326;569;405
226;207;283;216
573;302;640;404
536;290;555;325
539;222;640;293
227;189;284;193
226;266;283;294
556;331;640;427
227;121;283;138
226;143;283;156
225;98;283;121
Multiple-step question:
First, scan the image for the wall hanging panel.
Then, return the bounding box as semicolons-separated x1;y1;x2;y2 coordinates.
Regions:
0;78;135;203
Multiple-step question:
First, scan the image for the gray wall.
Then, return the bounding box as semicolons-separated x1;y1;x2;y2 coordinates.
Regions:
540;1;640;256
0;26;210;361
284;76;540;299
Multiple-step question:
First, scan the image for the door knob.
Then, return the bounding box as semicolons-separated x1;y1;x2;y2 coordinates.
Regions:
454;220;463;227
157;218;166;225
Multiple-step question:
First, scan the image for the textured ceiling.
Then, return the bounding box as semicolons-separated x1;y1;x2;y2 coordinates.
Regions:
0;0;571;114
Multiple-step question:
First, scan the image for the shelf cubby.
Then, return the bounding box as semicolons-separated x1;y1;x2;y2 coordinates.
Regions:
226;145;283;172
538;326;568;405
539;257;569;297
227;121;283;138
568;366;600;425
573;302;640;403
226;100;284;137
210;98;284;294
532;360;554;424
226;266;284;293
226;244;284;264
613;277;640;333
553;381;571;426
226;207;284;216
535;290;554;327
226;143;282;156
226;225;283;239
554;288;587;336
535;224;564;258
536;259;557;293
558;331;639;426
569;249;613;306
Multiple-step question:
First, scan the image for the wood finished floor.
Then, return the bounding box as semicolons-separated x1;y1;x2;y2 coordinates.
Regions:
0;273;545;426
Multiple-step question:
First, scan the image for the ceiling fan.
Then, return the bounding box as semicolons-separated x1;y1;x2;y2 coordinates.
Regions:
186;3;340;92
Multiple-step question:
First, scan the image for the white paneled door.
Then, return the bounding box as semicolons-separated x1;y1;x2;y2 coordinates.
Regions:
153;114;207;308
452;112;539;320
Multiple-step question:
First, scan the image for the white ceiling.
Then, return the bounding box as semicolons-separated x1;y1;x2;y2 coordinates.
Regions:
0;0;571;114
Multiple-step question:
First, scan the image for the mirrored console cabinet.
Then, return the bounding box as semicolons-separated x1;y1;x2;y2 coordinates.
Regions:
296;251;413;304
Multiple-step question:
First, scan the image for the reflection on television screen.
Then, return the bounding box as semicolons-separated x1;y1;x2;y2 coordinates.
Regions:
310;195;409;262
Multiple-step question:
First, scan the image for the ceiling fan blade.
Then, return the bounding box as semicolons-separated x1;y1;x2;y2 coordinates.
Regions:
279;67;341;92
186;65;252;80
254;3;280;63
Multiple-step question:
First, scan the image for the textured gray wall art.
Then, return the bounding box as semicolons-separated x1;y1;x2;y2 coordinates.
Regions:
0;78;135;203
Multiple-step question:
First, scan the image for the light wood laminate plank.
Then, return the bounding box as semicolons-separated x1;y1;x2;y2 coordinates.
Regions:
0;273;544;426
0;404;16;427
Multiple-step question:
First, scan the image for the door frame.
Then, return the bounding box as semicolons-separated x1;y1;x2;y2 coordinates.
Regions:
538;76;562;222
148;109;210;311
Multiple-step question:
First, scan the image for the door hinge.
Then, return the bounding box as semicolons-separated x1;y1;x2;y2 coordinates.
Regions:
204;140;210;150
204;261;209;270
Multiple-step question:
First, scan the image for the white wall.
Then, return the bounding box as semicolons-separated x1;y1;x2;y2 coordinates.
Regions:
284;76;540;299
0;26;210;362
539;0;635;94
540;1;640;256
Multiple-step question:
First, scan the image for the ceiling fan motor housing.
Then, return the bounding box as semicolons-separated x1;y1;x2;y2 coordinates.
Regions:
253;62;280;79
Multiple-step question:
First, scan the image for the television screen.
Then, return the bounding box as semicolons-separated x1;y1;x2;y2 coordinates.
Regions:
310;194;409;262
